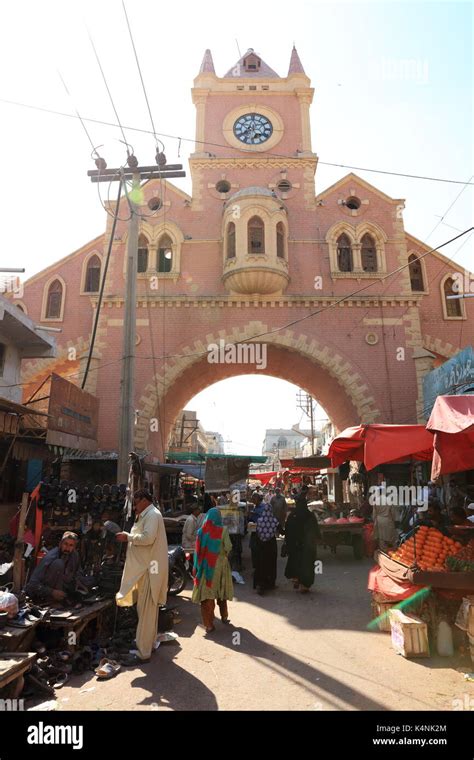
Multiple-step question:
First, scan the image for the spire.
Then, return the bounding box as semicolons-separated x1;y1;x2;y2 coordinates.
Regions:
288;46;305;75
199;49;215;75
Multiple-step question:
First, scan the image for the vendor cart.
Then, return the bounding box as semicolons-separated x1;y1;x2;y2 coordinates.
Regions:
318;522;365;559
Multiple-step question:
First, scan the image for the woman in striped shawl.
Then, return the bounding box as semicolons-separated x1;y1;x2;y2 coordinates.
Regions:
192;508;233;633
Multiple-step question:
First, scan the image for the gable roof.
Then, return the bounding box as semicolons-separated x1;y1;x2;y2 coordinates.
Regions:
141;177;192;203
405;232;474;275
24;234;105;287
224;49;280;79
316;172;404;204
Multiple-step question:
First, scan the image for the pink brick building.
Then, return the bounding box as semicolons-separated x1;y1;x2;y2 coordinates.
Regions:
17;48;474;461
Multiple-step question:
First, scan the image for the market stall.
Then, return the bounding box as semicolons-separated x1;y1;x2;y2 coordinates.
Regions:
328;424;433;470
0;652;37;698
370;525;474;663
426;394;474;479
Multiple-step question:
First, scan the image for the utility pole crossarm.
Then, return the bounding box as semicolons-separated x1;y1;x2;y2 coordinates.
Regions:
87;164;183;176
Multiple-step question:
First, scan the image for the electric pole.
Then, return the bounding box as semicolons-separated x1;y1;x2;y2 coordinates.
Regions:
296;391;315;455
88;151;186;483
118;170;139;482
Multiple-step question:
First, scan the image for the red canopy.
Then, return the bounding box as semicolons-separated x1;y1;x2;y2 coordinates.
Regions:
252;471;278;485
426;395;474;479
328;424;433;471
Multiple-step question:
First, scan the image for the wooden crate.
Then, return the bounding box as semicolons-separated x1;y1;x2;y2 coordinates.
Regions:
389;609;430;658
371;593;397;632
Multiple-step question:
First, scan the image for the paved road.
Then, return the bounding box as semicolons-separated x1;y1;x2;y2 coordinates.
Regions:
57;540;473;711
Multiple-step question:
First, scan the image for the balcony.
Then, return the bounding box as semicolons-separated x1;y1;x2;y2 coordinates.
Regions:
222;187;290;296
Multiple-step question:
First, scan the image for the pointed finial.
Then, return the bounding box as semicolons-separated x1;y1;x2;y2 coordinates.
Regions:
288;46;305;75
199;49;215;74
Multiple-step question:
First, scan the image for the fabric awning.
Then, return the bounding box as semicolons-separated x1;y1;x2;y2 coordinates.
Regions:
328;424;433;471
426;395;474;479
290;456;332;469
143;462;205;479
252;471;278;485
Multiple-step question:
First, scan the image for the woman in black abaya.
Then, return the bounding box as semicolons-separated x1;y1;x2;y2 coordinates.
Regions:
284;493;321;592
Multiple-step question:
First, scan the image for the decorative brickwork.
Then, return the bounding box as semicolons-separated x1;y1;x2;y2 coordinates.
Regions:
18;49;474;456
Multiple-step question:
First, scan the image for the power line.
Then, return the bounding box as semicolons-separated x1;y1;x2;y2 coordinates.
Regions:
1;97;473;187
424;175;474;243
57;70;96;153
7;223;473;395
85;27;128;147
121;1;157;142
198;227;474;348
81;177;124;389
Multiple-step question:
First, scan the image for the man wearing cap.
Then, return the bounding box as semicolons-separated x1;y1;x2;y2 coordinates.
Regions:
182;501;201;551
26;532;91;604
115;490;168;663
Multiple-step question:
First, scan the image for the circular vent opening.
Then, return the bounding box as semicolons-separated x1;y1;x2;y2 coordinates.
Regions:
148;197;162;211
277;179;292;193
216;180;231;193
345;196;361;210
365;332;379;346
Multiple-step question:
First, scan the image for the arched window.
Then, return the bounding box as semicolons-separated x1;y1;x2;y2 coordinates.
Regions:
276;222;285;258
226;222;236;258
444;277;462;317
137;235;149;273
361;234;377;272
248;216;265;254
337;234;353;272
84;254;101;292
408;254;424;291
157;235;173;273
46;279;63;319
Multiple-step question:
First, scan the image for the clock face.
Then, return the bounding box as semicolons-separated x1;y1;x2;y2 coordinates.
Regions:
233;113;273;145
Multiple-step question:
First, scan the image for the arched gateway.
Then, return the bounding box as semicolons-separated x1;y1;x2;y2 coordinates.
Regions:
18;48;474;462
133;323;379;459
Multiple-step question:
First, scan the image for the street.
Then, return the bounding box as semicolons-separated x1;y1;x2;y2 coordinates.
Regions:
56;540;472;712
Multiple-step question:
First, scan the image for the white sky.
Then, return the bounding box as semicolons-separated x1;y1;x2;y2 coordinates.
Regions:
0;0;471;454
188;377;328;455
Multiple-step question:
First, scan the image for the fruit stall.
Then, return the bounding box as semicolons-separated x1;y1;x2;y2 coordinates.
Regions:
318;516;365;559
371;526;474;662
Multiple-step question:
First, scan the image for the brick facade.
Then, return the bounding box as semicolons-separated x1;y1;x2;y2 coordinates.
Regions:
17;49;474;459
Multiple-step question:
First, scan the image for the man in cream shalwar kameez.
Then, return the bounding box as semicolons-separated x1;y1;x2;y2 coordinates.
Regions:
115;491;168;662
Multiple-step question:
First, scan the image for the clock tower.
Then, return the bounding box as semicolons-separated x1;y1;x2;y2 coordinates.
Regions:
191;47;315;159
190;48;317;295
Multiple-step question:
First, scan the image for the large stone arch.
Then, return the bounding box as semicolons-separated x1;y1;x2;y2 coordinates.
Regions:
134;320;380;458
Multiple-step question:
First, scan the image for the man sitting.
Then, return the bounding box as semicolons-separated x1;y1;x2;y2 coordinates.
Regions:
26;531;92;605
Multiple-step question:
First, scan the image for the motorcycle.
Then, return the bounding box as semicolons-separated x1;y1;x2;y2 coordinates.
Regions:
167;545;188;596
183;550;194;580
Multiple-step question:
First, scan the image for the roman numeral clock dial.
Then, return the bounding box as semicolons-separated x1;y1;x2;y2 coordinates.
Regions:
233;113;273;145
